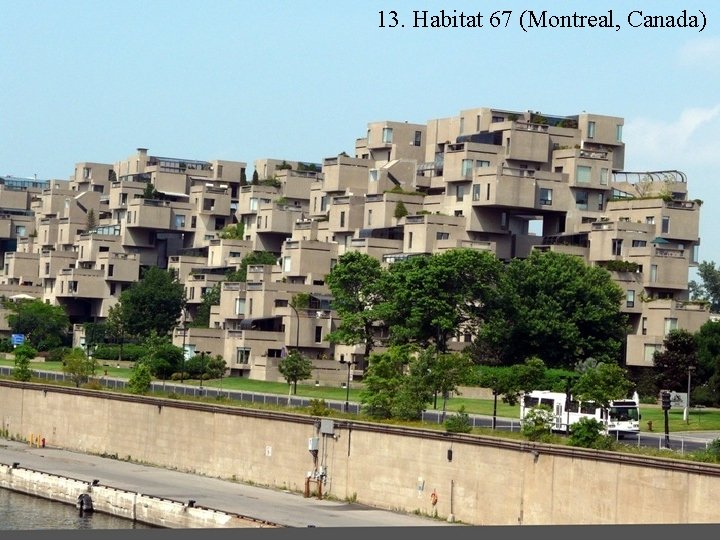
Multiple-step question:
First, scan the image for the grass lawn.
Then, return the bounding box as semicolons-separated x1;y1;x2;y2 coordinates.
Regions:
3;357;719;432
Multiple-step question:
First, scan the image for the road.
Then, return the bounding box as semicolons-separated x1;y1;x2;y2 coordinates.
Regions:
0;439;456;528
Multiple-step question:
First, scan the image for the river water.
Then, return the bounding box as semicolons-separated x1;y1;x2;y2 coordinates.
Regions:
0;488;157;530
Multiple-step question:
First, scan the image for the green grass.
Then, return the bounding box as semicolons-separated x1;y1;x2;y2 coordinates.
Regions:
3;356;720;432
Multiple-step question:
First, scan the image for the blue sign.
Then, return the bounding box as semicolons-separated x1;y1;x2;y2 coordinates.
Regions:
11;334;25;346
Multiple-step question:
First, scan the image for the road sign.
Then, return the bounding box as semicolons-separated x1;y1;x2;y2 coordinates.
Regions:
11;334;25;347
670;391;687;410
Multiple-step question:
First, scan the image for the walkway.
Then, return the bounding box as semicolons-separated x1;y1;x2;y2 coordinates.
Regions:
0;440;456;528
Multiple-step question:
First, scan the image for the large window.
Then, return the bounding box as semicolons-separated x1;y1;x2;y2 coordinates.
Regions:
382;127;393;144
644;344;661;364
612;239;622;256
616;124;623;141
662;216;670;234
575;190;588;210
626;290;635;308
664;318;678;335
456;184;464;202
600;168;609;185
413;131;422;147
174;215;186;229
588;121;596;139
540;188;553;206
236;347;250;365
461;159;473;176
235;298;245;316
576;165;592;184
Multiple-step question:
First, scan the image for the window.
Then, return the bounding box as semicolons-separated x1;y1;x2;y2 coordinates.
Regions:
250;198;258;211
597;193;604;210
662;216;670;234
459;117;465;133
492;116;504;123
108;264;114;277
369;169;378;182
235;298;245;315
283;257;291;272
646;216;655;225
120;193;128;205
692;245;699;264
642;317;647;335
632;240;647;247
256;216;262;228
414;131;422;147
576;165;592;183
14;225;26;236
191;216;197;228
340;211;345;228
575;190;588;210
436;231;449;240
173;215;186;229
600;168;609;185
83;167;91;179
476;160;490;168
587;121;596;139
382;127;393;144
315;326;323;342
461;159;473;176
408;231;413;249
650;264;658;283
612;239;622;256
501;212;508;230
367;209;372;226
320;196;327;212
486;183;491;200
644;344;661;364
44;263;50;275
456;184;464;202
626;290;635;308
616;124;623;142
236;347;250;364
664;318;678;335
472;184;481;201
540;188;553;206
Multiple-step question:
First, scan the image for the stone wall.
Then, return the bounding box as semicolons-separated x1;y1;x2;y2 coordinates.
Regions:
2;380;720;525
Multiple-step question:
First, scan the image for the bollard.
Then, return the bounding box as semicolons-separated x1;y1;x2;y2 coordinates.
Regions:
41;437;46;448
647;420;653;431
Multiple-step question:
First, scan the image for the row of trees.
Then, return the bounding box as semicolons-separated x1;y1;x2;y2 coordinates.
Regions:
326;249;627;370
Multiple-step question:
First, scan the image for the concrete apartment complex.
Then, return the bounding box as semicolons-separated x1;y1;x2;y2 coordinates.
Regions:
0;106;709;384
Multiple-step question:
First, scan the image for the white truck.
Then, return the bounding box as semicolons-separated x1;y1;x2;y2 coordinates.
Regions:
520;390;641;437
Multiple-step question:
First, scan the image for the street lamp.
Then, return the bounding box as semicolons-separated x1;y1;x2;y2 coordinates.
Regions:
684;366;695;424
200;351;206;391
339;358;355;413
180;309;188;384
289;302;300;349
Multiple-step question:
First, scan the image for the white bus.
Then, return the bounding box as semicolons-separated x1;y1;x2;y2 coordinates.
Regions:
520;390;641;437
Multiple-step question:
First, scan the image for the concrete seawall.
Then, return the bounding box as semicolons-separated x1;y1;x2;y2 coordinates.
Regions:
0;462;279;529
3;380;720;525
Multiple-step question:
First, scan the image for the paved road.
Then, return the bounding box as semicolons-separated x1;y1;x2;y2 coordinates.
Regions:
0;439;456;528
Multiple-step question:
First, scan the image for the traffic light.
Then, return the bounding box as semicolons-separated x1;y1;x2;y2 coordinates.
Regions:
661;391;671;411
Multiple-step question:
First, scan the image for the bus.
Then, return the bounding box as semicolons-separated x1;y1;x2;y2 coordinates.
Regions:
520;390;641;437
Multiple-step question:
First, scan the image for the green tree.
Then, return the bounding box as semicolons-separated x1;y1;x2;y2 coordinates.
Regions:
445;405;472;433
119;267;185;338
521;405;554;442
689;261;720;312
394;201;408;221
193;284;221;328
240;168;247;185
128;363;153;394
251;170;259;185
142;182;159;199
478;357;547;429
420;347;474;419
568;417;614;450
481;251;627;368
62;347;98;388
326;251;387;365
653;329;698;392
359;346;410;419
385;249;503;353
13;344;37;381
696;321;720;404
226;251;278;282
105;303;129;361
6;299;70;351
572;362;634;411
85;208;97;232
218;222;245;240
138;332;183;380
278;350;314;395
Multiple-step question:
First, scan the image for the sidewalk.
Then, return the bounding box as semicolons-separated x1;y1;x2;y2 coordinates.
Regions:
0;439;456;528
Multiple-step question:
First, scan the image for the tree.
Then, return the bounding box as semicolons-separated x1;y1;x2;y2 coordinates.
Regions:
572;362;634;410
240;168;247;185
420;347;474;420
218;222;245;240
278;350;313;395
13;344;37;381
226;251;278;282
128;363;153;394
445;406;472;433
326;251;387;365
477;357;547;429
393;201;408;221
138;332;183;380
62;347;98;388
6;299;70;351
385;249;503;353
653;329;698;392
205;354;227;379
105;303;129;361
142;182;159;199
359;346;410;419
193;284;221;328
119;267;185;338
251;170;259;185
696;321;720;404
85;209;97;232
480;251;627;368
689;261;720;312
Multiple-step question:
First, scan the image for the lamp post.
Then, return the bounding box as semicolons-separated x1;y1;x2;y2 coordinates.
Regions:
289;302;300;349
179;307;188;384
200;351;206;391
684;366;695;424
340;358;355;413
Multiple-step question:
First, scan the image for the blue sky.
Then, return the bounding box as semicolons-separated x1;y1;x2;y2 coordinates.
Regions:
2;0;719;265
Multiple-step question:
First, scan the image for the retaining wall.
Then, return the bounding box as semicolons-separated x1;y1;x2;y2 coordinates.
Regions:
2;381;720;525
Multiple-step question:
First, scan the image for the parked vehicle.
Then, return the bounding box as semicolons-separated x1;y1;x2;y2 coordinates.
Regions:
520;390;641;437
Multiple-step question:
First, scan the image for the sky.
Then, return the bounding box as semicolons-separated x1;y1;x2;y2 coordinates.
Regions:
1;0;719;265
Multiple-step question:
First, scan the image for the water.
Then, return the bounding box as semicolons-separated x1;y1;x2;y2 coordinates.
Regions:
0;488;158;530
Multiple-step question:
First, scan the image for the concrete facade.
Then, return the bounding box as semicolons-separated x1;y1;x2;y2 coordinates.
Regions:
2;381;720;526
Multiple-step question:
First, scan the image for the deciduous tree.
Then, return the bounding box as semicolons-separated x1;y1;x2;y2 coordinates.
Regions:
278;350;314;395
119;267;185;338
6;299;70;351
